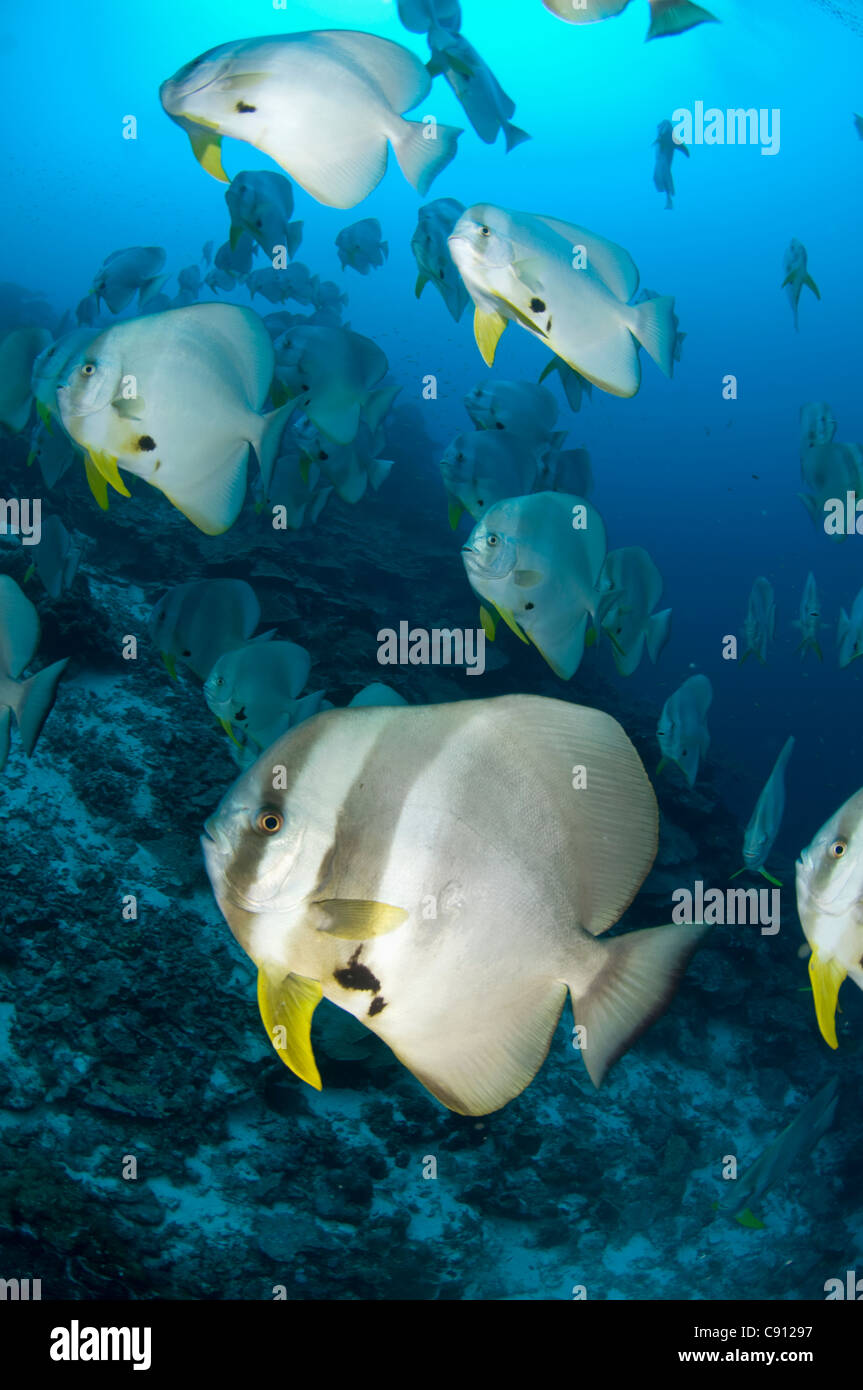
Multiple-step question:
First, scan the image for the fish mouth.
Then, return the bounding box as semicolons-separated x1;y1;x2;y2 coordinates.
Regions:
201;830;267;914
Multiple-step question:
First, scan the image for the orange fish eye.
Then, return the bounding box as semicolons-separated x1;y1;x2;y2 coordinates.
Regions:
830;840;847;858
256;809;283;835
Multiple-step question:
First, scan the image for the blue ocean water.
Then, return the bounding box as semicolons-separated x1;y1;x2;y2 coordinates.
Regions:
0;0;862;1305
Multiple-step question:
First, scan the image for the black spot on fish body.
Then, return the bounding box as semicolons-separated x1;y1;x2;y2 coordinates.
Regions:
182;648;191;657
546;317;552;334
368;996;387;1017
236;101;257;113
525;602;535;611
530;297;546;313
137;435;156;451
495;422;504;429
335;947;380;994
234;706;247;723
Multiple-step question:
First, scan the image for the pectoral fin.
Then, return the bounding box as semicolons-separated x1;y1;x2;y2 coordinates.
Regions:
474;307;507;366
513;569;543;588
512;258;546;294
315;899;409;940
808;949;846;1049
257;969;322;1090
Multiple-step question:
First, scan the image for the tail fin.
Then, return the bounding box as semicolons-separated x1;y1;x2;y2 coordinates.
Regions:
11;658;69;757
646;1;719;41
504;122;531;153
252;400;298;493
139;273;170;307
392;117;463;196
570;922;709;1087
363;383;401;435
629;295;676;377
368;456;394;491
646;607;673;663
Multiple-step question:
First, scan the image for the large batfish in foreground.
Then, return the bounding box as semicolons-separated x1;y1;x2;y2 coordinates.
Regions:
160;31;462;207
203;695;708;1115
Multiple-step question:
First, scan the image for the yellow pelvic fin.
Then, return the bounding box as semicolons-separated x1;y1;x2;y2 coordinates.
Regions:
36;401;53;431
84;455;110;511
88;448;131;498
808;949;846;1049
473;306;507;366
448;497;464;530
257;969;323;1090
270;378;293;409
298;453;311;485
495;604;529;645
185;122;228;183
229;223;242;252
734;1207;765;1231
22;563;35;585
161;651;177;682
314;899;409;940
218;716;243;748
25;450;36;468
479;605;497;641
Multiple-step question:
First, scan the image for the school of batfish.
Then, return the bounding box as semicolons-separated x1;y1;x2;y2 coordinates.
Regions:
2;0;860;1126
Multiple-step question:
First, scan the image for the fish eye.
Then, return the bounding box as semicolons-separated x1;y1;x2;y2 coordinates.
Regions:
480;226;491;236
486;533;499;547
830;840;847;858
80;363;97;376
255;809;283;835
